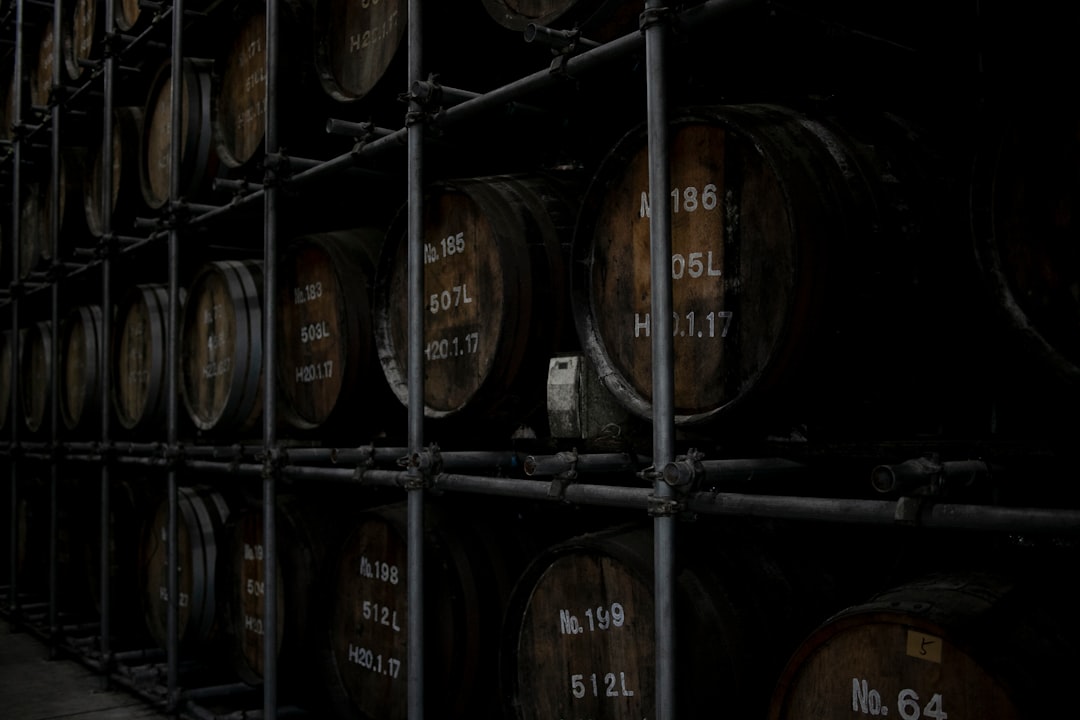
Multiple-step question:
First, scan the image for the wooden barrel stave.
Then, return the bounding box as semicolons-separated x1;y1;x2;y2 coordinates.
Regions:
60;305;103;432
180;260;264;434
374;173;577;426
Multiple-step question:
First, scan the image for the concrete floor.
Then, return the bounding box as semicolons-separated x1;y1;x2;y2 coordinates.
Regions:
0;621;171;720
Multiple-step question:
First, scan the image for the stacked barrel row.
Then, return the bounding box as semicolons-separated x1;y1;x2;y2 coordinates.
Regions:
3;104;1077;446
12;469;1077;719
0;0;645;277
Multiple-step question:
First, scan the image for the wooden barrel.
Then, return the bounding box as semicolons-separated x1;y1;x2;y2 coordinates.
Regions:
115;0;149;32
141;485;231;652
768;573;1080;720
84;477;151;644
19;177;46;279
62;0;104;84
970;107;1080;390
84;107;145;237
180;260;264;434
14;478;44;594
112;284;176;433
223;496;336;688
501;524;813;720
374;174;577;425
313;0;407;103
0;330;19;431
42;148;88;264
324;501;518;720
15;475;96;610
572;104;928;429
29;18;54;112
1;61;17;142
140;59;217;210
59;304;103;432
480;0;640;42
277;230;385;431
20;321;53;434
212;6;268;170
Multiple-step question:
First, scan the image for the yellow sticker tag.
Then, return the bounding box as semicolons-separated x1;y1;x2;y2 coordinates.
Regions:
906;631;943;664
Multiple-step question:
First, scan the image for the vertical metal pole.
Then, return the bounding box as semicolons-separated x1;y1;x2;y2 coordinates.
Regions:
48;0;63;650
8;0;24;624
406;0;425;717
166;0;185;709
99;0;117;680
262;0;280;717
643;3;676;720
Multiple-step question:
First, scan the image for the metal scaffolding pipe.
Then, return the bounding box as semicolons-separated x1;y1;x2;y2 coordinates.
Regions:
8;0;25;624
263;0;281;713
280;0;757;196
48;0;63;649
406;0;426;718
643;2;677;717
282;465;405;488
525;452;650;477
166;0;185;707
99;0;118;680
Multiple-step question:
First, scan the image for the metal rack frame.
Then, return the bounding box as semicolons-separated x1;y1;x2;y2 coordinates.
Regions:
2;1;1078;719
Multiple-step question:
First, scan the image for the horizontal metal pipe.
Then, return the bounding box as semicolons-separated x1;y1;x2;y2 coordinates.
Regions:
871;458;995;494
524;23;601;50
432;473;554;501
686;492;1080;532
182;702;219;720
115;456;164;467
526;452;650;477
921;503;1080;533
181;683;258;702
185;460;262;476
281;465;404;488
64;454;100;463
687;492;899;524
325;119;396;138
283;446;400;464
675;457;809;488
440;451;527;470
183;444;258;460
113;648;167;664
